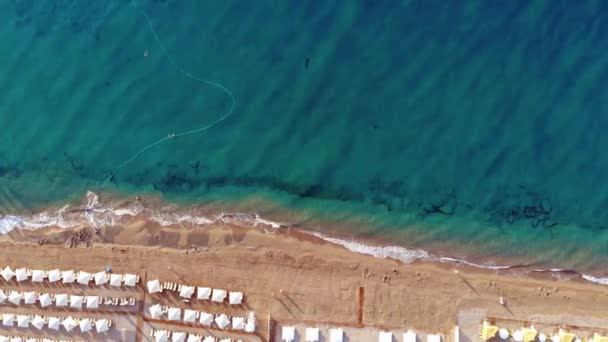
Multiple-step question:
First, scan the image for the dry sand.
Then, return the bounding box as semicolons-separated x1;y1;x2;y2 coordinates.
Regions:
2;217;608;341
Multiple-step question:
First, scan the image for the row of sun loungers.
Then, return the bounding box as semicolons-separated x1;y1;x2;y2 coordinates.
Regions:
150;329;243;342
0;313;111;333
0;336;84;342
148;304;255;332
0;290;135;308
0;267;139;287
146;280;243;304
282;327;428;342
481;321;601;342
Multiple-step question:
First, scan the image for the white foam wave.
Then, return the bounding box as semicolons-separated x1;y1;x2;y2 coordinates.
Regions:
582;274;608;285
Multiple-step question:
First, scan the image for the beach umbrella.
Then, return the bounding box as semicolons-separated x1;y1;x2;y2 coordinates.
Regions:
513;330;524;342
187;335;202;342
0;290;7;304
197;287;211;300
306;327;320;342
215;314;230;329
147;279;162;293
86;295;100;309
2;314;14;326
154;330;169;342
202;337;215;342
109;273;122;287
31;270;45;282
31;316;45;330
167;307;181;321
9;291;22;305
96;319;110;333
79;318;92;332
172;332;187;342
498;328;509;340
70;295;84;308
282;327;296;342
124;273;137;287
229;291;243;305
232;316;245;330
77;271;91;285
0;336;7;342
538;333;547;342
379;332;392;342
211;289;226;302
23;291;37;304
55;293;68;306
39;293;52;307
17;315;29;328
25;338;36;342
481;322;499;340
62;316;77;332
62;270;75;283
330;328;344;342
574;339;582;342
179;285;195;299
94;271;107;285
183;309;197;323
47;317;61;330
10;337;22;342
48;269;61;282
246;318;256;333
15;268;27;282
199;312;214;326
1;267;14;281
149;304;163;318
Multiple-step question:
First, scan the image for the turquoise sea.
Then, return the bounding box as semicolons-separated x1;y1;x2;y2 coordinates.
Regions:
1;1;608;276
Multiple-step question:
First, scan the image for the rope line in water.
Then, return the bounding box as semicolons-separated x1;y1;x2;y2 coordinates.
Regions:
103;0;236;185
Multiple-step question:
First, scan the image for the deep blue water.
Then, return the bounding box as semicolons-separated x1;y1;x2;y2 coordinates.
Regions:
1;0;608;271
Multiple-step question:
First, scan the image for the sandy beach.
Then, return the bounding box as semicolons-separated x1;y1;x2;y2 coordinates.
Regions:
1;216;608;341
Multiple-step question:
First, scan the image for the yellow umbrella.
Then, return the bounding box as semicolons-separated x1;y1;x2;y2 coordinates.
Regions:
559;330;576;342
523;327;538;342
595;335;608;342
481;323;499;340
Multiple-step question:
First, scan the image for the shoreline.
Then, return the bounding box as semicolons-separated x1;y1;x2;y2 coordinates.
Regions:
1;191;607;287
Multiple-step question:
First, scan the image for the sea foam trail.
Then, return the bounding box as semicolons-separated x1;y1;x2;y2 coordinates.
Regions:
1;192;608;286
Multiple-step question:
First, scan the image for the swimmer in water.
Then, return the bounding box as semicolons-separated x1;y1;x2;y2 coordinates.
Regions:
168;133;176;138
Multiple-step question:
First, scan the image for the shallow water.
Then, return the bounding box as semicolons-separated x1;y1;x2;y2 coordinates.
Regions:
1;1;608;274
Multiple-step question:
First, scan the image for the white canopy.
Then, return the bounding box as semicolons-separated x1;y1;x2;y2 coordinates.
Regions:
55;293;68;306
70;295;84;308
147;279;162;293
62;270;75;283
215;313;230;329
9;337;21;342
62;316;77;332
2;313;14;326
16;315;29;328
23;291;37;304
77;271;91;285
404;331;417;342
96;319;110;333
47;317;61;330
551;335;560;342
94;271;108;285
232;316;245;330
0;290;6;304
167;307;182;321
211;289;226;302
197;287;211;300
187;335;202;342
427;335;441;342
179;285;195;298
15;268;27;282
154;330;169;342
282;326;296;341
498;329;509;340
539;334;547;342
31;270;45;282
149;304;163;318
202;337;215;342
513;330;524;342
124;273;137;287
1;267;14;281
79;318;92;332
183;309;197;323
379;331;392;342
9;291;22;305
330;328;344;342
39;293;52;307
199;312;214;326
86;295;100;309
48;269;61;282
306;327;320;342
172;332;187;342
229;291;243;305
0;336;8;342
32;316;45;330
109;274;122;286
246;318;256;333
